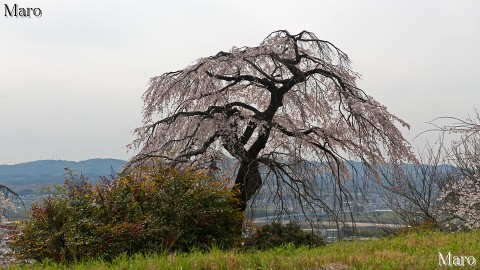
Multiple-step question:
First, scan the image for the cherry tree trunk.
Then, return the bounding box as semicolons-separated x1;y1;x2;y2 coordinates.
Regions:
234;159;262;213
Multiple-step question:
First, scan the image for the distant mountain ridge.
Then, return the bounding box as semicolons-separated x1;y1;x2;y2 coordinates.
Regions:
0;158;452;195
0;158;126;190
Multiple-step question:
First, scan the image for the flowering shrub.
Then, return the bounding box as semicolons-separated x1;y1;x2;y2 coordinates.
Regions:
440;176;480;229
0;192;15;222
12;166;244;262
433;112;480;230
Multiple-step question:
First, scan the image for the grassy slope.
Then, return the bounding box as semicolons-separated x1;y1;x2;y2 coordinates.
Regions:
9;230;480;270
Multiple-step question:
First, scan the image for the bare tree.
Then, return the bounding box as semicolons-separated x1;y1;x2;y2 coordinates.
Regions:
127;30;415;219
378;141;456;228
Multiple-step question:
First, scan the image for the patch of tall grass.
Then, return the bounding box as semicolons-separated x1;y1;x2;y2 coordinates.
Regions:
8;229;480;269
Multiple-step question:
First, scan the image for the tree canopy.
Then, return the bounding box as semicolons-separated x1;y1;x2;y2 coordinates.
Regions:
128;30;415;216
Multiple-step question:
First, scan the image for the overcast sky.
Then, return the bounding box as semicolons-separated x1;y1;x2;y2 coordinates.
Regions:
1;0;479;164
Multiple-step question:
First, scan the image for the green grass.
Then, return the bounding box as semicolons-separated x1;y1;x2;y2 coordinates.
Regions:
8;230;480;269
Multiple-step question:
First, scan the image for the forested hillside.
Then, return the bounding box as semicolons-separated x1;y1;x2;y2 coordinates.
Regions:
0;159;125;192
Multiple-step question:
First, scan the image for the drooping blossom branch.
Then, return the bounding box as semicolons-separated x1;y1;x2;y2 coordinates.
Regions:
127;30;415;219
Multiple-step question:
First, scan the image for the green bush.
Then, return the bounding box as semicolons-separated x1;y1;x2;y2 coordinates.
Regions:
13;165;244;262
242;222;325;250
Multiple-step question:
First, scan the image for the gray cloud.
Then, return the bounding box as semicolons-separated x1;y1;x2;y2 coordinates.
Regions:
1;0;479;164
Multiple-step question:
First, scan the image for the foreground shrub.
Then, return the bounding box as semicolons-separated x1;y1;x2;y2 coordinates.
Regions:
12;165;243;262
243;222;325;250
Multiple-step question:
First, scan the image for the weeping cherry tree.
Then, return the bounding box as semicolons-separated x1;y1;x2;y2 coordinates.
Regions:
127;30;415;219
